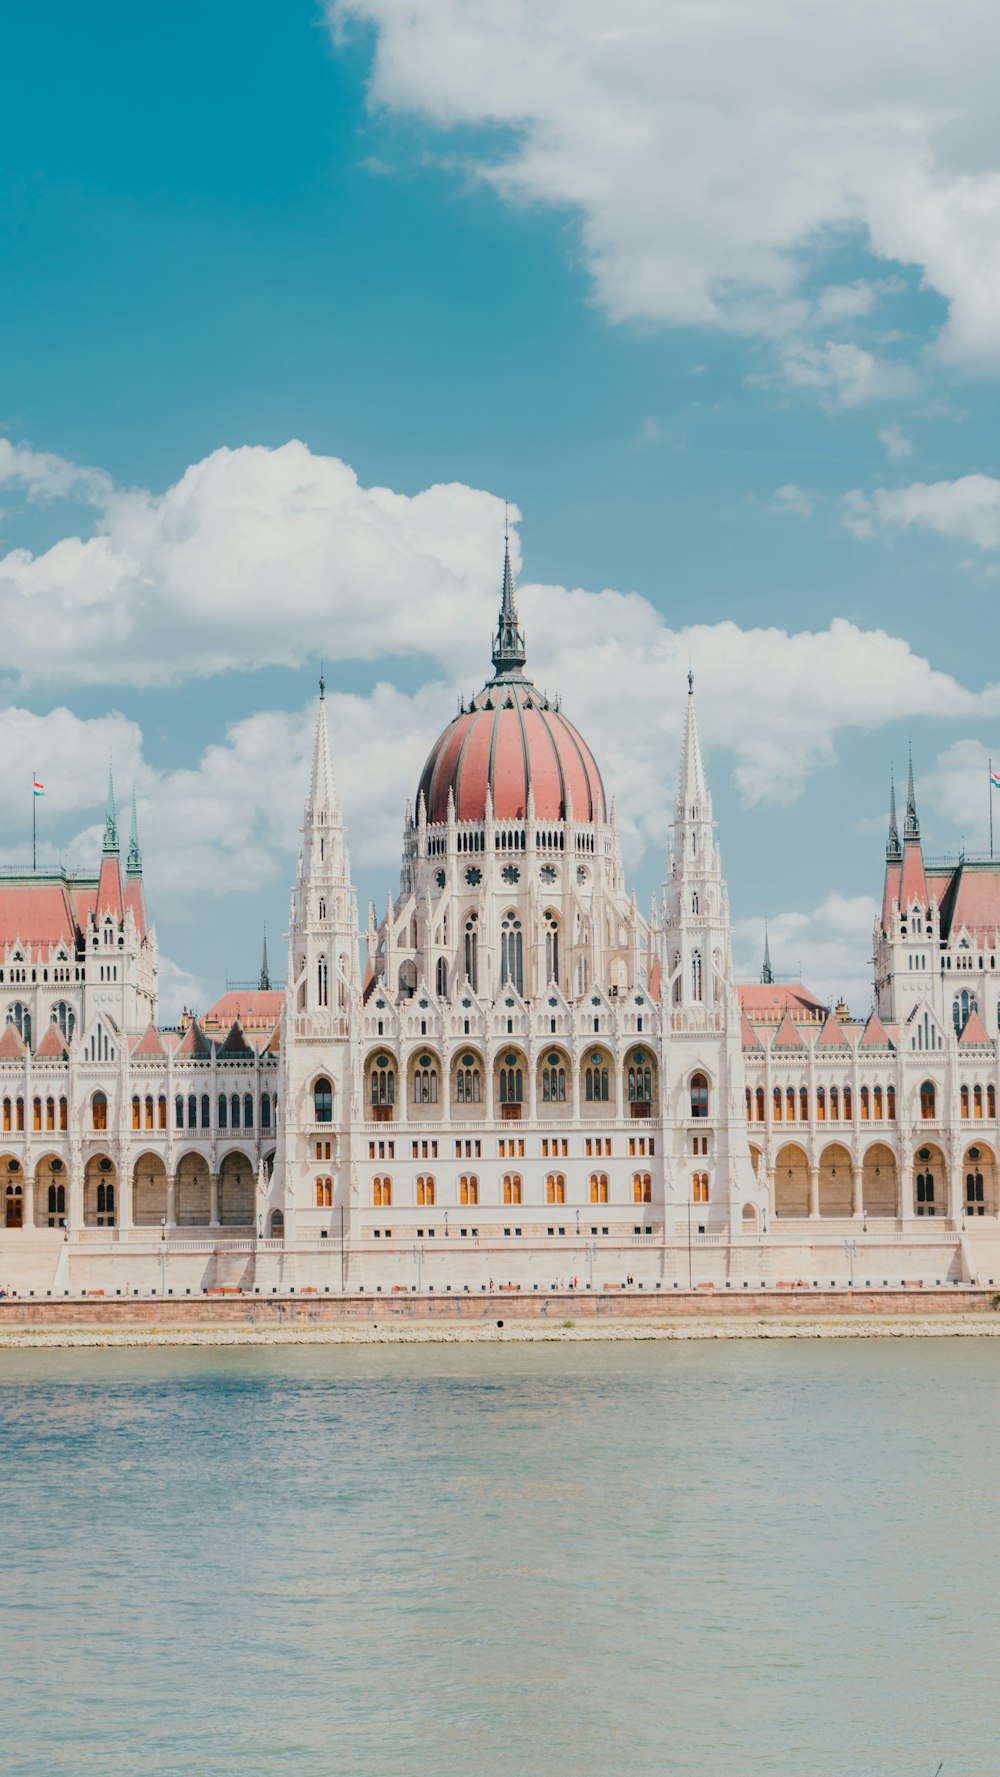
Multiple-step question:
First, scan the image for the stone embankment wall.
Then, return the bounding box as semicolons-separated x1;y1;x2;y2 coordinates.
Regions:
0;1287;997;1330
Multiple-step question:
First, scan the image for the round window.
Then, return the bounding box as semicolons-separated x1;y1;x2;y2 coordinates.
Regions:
548;1052;559;1065
435;869;446;889
502;865;520;883
590;1051;603;1064
634;1051;646;1065
376;1055;388;1069
465;866;482;885
418;1054;432;1067
540;865;557;883
462;1053;475;1067
505;1051;518;1065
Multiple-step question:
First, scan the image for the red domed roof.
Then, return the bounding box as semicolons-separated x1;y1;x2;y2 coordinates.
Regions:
418;678;606;825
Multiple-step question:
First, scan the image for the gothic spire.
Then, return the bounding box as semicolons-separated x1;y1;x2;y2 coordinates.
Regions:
491;515;526;678
676;671;709;815
259;927;271;992
126;788;142;875
886;768;902;863
762;923;773;985
102;763;119;856
904;747;920;842
308;681;339;819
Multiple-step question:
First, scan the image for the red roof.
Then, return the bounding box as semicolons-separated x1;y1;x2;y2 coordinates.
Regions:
417;677;605;824
0;883;78;949
0;1024;26;1059
860;1011;893;1049
738;983;829;1019
202;990;284;1031
132;1023;166;1057
881;859;901;928
35;1023;69;1059
740;1013;763;1049
943;865;1000;938
958;1010;992;1046
771;1011;806;1050
817;1011;850;1048
95;854;124;922
899;838;927;910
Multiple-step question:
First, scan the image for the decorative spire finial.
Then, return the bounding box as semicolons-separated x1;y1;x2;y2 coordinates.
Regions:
762;922;773;985
102;761;119;857
491;513;527;679
319;665;325;701
126;787;142;875
688;668;694;696
886;766;902;862
259;927;271;992
904;745;920;842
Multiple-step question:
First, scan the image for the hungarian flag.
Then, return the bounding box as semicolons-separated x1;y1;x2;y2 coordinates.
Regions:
32;778;44;797
992;768;1000;792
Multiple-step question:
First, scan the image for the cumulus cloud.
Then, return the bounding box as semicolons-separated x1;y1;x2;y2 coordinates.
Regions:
772;484;815;518
878;423;913;460
330;0;1000;368
781;341;917;408
733;893;881;1016
844;474;1000;549
0;438;111;505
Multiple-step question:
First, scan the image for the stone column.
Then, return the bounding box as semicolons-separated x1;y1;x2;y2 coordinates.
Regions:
527;1048;538;1124
68;1152;83;1232
570;1050;581;1122
615;1059;625;1123
117;1156;133;1233
397;1058;408;1125
808;1164;820;1219
485;1051;495;1122
947;1147;962;1227
22;1170;34;1232
209;1170;221;1228
851;1161;863;1218
442;1059;452;1123
165;1169;177;1228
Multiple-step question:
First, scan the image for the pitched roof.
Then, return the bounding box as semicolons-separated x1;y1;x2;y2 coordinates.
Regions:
860;1010;893;1049
738;982;829;1019
202;989;284;1032
217;1019;255;1059
35;1022;69;1059
0;883;79;950
95;854;124;923
816;1011;850;1048
175;1018;212;1058
771;1011;806;1050
648;953;661;1003
958;1009;993;1046
740;1013;763;1050
263;1023;281;1056
0;1023;26;1059
131;1022;167;1058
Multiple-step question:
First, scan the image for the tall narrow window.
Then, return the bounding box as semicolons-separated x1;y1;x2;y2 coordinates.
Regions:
500;914;524;995
317;957;328;1007
544;912;559;985
460;1174;479;1205
589;1173;609;1203
585;1055;609;1101
633;1173;652;1203
231;1093;241;1130
456;1058;481;1104
314;1077;333;1122
690;1073;709;1119
92;1092;107;1132
691;950;703;1002
541;1056;566;1103
218;1094;227;1129
692;1171;709;1203
416;1175;435;1206
503;1174;522;1205
436;957;448;999
547;1173;566;1204
920;1080;935;1120
464;915;479;992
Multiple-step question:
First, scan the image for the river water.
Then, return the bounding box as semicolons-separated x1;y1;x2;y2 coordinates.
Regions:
0;1339;996;1776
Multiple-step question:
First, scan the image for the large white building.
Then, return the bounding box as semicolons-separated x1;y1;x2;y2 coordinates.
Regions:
1;545;998;1293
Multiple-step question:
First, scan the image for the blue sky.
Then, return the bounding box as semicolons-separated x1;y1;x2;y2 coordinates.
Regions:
3;0;1000;1013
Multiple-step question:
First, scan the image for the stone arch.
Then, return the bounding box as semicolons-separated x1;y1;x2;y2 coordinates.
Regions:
268;1208;285;1238
911;1141;946;1218
406;1046;442;1118
818;1141;853;1217
219;1150;254;1226
365;1048;397;1119
494;1045;528;1119
580;1043;613;1113
624;1043;657;1119
33;1151;66;1227
1;1154;24;1229
774;1142;809;1219
536;1044;571;1117
862;1142;898;1217
962;1141;997;1217
83;1153;118;1227
176;1150;211;1226
451;1046;485;1108
132;1150;168;1226
741;1202;758;1229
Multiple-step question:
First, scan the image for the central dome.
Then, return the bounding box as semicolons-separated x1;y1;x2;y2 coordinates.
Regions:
416;537;606;826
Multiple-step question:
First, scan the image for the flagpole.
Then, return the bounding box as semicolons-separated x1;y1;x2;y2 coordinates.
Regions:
32;769;36;873
991;757;995;861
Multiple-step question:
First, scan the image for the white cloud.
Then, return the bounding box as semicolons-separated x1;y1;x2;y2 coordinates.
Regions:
781;341;917;408
0;438;111;505
637;417;663;446
156;955;207;1026
844;473;1000;549
331;0;1000;368
915;739;996;852
733;894;880;1017
772;483;815;518
878;422;913;460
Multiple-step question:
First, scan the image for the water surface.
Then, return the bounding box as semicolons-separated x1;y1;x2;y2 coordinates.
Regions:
0;1340;996;1776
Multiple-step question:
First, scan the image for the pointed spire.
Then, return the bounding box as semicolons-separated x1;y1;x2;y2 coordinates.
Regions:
676;673;709;815
126;788;141;875
904;747;920;841
308;683;339;818
886;767;902;863
762;923;773;985
259;927;271;992
103;762;119;856
491;513;527;678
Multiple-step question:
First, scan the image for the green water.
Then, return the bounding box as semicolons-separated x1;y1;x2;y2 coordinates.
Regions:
0;1340;996;1776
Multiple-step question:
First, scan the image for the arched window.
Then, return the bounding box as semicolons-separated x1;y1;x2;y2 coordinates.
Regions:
370;1057;395;1108
961;1084;970;1118
314;1077;333;1122
843;1086;852;1119
691;950;703;1002
755;1087;765;1121
455;1056;481;1104
413;1057;438;1104
541;1055;566;1103
7;1003;31;1048
799;1086;809;1120
201;1094;210;1128
47;1182;66;1217
175;1095;184;1129
230;1093;241;1130
690;1073;708;1119
261;1093;272;1130
772;1086;782;1122
628;1055;652;1104
692;1171;709;1203
816;1087;825;1121
691;892;699;915
589;1173;609;1203
585;1054;609;1102
373;1176;392;1206
499;1063;523;1106
460;1174;479;1205
633;1173;652;1203
131;1095;141;1130
989;1085;996;1119
974;1084;983;1120
745;1087;752;1122
544;911;560;985
53;1001;75;1041
243;1093;254;1129
218;1094;227;1129
920;1080;935;1120
15;1098;23;1132
966;1163;985;1214
501;913;524;995
315;1177;333;1207
145;1095;154;1130
92;1091;107;1131
32;1097;41;1132
436;957;448;999
59;1096;67;1131
317;957;328;1007
546;1173;566;1204
830;1086;839;1121
860;1086;870;1120
503;1174;522;1205
158;1095;167;1130
464;915;479;992
416;1175;435;1206
785;1087;795;1121
45;1096;55;1132
96;1180;115;1217
916;1169;935;1213
187;1093;197;1128
953;989;978;1032
873;1085;883;1121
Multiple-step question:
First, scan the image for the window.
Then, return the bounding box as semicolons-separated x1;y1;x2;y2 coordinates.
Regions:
201;1094;210;1129
92;1091;107;1131
691;950;702;1002
413;1058;438;1104
974;1085;983;1120
843;1086;852;1119
59;1097;67;1131
187;1092;197;1128
158;1095;167;1130
953;989;978;1033
145;1095;154;1130
860;1086;870;1120
966;1168;985;1215
920;1080;936;1120
45;1097;55;1132
499;1062;523;1105
7;1003;31;1048
544;912;559;985
500;913;524;995
456;1056;481;1104
785;1087;795;1121
816;1088;825;1121
800;1087;809;1120
314;1077;334;1120
370;1058;395;1108
755;1087;765;1121
315;1177;333;1207
830;1087;839;1121
961;1084;971;1118
131;1095;141;1130
633;1173;652;1203
416;1175;435;1206
772;1087;782;1122
690;1073;708;1119
96;1181;115;1218
873;1086;883;1121
464;915;479;992
32;1097;41;1132
745;1087;752;1121
373;1176;392;1206
692;1171;709;1203
436;958;448;998
990;1086;996;1119
15;1098;23;1132
261;1093;271;1130
547;1173;566;1204
585;1054;609;1102
3;1099;11;1133
503;1174;522;1205
460;1174;479;1205
628;1055;652;1104
541;1055;566;1103
53;1001;75;1041
218;1094;227;1129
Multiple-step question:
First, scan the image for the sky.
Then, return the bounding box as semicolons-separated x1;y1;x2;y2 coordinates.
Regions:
3;0;1000;1017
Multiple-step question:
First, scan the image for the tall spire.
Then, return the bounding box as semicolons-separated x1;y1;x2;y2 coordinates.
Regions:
886;768;901;863
676;671;709;816
102;763;119;856
259;927;271;992
904;747;920;841
762;923;773;984
126;789;142;875
308;678;339;819
491;513;526;678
